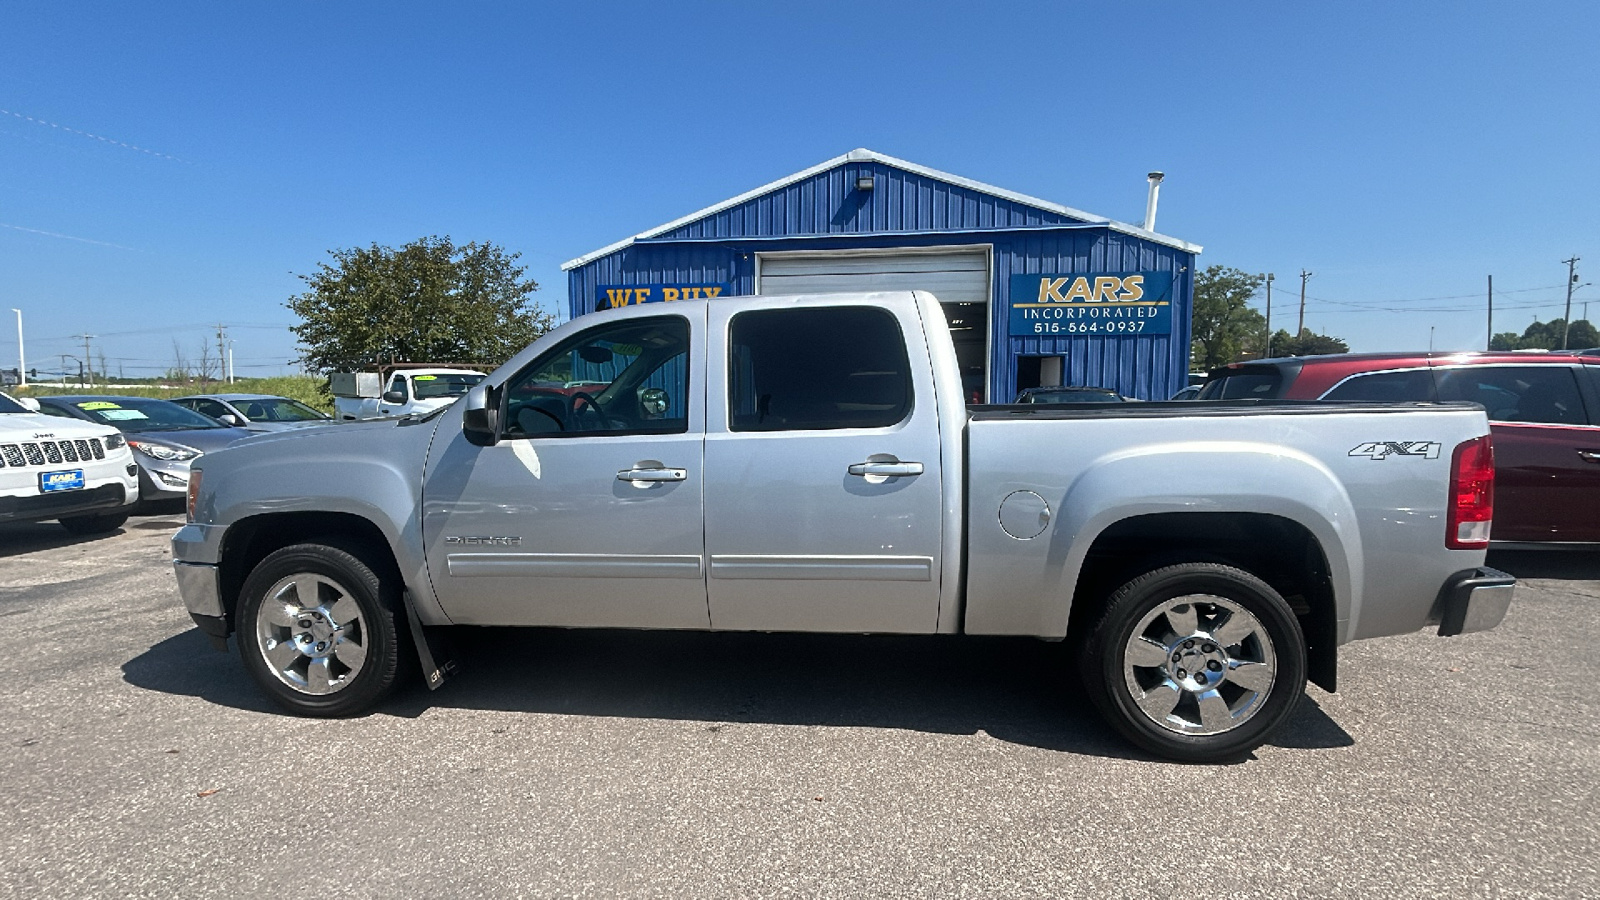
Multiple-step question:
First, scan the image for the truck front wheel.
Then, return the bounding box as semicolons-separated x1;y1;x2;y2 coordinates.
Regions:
1079;563;1307;763
237;543;408;716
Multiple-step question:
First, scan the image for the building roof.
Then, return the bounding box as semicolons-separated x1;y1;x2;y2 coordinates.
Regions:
561;148;1200;271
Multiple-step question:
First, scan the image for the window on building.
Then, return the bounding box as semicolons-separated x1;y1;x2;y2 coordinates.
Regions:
1435;366;1588;425
728;307;912;432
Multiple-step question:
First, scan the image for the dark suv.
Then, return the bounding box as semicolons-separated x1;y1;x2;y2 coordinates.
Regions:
1200;351;1600;545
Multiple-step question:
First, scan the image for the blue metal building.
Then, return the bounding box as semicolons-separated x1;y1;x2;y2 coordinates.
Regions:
562;149;1201;401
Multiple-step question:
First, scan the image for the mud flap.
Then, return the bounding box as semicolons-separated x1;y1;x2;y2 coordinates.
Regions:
403;592;458;690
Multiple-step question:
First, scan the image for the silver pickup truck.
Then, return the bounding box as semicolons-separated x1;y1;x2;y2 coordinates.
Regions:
172;292;1514;762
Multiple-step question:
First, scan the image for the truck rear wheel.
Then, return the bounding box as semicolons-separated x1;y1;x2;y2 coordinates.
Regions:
1079;562;1307;763
237;542;408;717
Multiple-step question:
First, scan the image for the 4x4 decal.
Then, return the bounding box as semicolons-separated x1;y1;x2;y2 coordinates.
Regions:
1349;441;1442;460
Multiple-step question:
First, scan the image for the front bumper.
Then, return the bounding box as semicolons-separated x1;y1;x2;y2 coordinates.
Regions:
173;560;230;650
0;482;132;523
136;458;191;500
1435;567;1516;637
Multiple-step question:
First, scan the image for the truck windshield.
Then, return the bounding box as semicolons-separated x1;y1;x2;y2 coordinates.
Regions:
0;394;26;414
413;374;484;400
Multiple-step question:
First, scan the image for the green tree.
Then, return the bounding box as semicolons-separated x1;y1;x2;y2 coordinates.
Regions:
288;236;553;374
1269;328;1350;357
1191;265;1267;370
1489;331;1523;351
1491;318;1598;351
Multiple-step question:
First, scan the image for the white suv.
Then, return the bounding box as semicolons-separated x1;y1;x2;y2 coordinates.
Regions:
0;392;141;534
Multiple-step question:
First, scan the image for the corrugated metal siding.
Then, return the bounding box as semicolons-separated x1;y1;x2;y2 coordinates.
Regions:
992;231;1192;401
566;159;1197;400
658;163;1083;239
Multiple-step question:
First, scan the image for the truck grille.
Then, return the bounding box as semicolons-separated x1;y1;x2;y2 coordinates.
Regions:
0;438;105;468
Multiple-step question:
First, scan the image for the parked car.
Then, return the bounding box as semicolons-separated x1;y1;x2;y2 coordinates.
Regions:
35;396;255;507
1170;385;1203;401
172;393;333;433
1014;385;1126;403
1198;351;1600;544
173;292;1512;763
0;391;140;533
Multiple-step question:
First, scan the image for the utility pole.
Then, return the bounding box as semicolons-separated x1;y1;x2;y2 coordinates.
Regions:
215;324;228;384
10;308;22;387
1297;270;1312;336
1264;273;1275;358
77;334;96;387
1562;257;1580;350
1486;275;1493;351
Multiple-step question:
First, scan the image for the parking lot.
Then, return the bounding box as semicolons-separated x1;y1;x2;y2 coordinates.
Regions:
1;514;1596;899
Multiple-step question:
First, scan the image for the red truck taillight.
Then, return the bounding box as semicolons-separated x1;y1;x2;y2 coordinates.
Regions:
1446;435;1494;549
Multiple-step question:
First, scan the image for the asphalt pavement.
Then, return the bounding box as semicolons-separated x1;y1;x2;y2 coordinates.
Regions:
0;515;1595;899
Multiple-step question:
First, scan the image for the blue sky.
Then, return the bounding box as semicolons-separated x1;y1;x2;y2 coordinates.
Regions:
2;1;1597;377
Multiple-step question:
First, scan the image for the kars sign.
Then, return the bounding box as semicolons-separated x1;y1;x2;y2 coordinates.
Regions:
1008;272;1175;337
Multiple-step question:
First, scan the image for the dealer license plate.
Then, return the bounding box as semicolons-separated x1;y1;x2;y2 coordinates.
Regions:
40;470;85;492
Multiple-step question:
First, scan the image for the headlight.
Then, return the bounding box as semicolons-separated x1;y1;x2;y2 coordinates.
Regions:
128;440;201;462
103;433;127;451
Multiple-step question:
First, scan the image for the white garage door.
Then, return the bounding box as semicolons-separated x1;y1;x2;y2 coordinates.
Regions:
757;249;990;305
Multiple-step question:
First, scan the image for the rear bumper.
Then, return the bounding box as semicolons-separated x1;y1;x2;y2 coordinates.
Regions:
1435;567;1515;637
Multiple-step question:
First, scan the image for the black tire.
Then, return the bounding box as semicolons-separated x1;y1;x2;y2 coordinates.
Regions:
59;512;129;535
1078;562;1307;763
236;542;409;717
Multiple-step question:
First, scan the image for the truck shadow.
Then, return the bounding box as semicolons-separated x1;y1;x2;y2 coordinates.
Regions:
1486;549;1600;581
123;627;1353;761
0;521;123;557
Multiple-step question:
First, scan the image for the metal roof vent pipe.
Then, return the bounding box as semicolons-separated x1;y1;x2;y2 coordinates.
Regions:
1143;171;1164;232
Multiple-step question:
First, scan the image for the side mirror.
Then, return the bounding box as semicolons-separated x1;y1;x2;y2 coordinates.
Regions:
462;383;500;446
219;413;240;425
382;390;405;404
638;387;669;418
18;397;40;412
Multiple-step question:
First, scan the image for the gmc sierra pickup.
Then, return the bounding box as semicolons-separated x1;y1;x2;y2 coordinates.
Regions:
171;292;1514;762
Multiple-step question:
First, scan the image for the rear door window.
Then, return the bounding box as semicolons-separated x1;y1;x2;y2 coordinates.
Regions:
1321;369;1436;402
1435;366;1588;425
728;307;911;431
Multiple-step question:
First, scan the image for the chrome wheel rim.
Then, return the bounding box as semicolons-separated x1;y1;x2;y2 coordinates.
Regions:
1122;594;1277;737
254;573;368;695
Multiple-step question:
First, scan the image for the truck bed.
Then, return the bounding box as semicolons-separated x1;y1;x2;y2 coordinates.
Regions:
962;399;1492;645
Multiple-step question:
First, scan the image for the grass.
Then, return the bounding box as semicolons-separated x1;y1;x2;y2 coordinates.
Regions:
11;375;333;412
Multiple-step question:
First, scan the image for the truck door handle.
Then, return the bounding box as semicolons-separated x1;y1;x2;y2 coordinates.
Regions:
1579;449;1600;463
848;461;924;477
617;466;688;483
